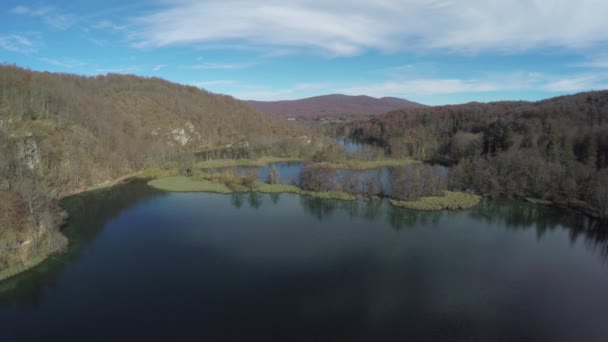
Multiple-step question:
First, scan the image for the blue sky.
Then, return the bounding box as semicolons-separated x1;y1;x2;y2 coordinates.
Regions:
1;0;607;105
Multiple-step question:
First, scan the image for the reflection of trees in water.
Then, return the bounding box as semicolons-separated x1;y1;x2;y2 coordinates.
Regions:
0;180;165;307
362;200;383;221
299;197;339;221
471;199;608;258
231;193;244;209
230;192;263;209
298;195;442;230
388;206;441;230
248;192;262;209
269;193;280;205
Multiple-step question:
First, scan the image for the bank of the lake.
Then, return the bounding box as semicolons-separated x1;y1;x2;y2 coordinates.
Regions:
0;173;145;284
148;176;356;201
390;191;481;211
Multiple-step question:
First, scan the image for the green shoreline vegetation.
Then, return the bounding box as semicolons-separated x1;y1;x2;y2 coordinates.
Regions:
310;158;419;170
390;191;481;211
0;253;49;283
148;176;356;201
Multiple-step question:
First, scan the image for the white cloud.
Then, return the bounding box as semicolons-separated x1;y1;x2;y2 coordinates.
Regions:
152;64;166;71
12;6;53;16
179;62;254;70
39;58;87;69
130;0;608;56
336;72;608;98
540;74;608;92
88;38;107;47
94;66;139;74
573;56;608;69
12;5;75;30
44;14;76;30
217;73;608;101
0;34;37;54
231;83;332;101
191;80;236;87
92;20;126;31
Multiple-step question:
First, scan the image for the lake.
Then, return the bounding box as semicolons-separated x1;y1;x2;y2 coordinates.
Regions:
1;181;608;341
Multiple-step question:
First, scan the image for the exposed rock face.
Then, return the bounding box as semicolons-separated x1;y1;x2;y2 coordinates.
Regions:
167;122;201;146
171;128;189;146
16;134;40;170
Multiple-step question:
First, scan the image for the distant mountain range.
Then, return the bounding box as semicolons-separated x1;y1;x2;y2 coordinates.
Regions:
246;94;425;119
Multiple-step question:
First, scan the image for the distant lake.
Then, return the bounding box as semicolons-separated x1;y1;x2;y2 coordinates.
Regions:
1;181;608;341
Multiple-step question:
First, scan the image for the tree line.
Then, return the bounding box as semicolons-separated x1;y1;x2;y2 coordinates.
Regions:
344;91;608;219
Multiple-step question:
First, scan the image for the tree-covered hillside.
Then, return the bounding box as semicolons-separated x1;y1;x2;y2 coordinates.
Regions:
0;65;307;273
345;91;608;218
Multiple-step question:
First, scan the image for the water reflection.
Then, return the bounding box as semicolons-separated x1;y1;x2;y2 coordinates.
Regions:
223;192;608;255
1;183;608;341
231;192;244;209
471;199;608;257
0;180;164;306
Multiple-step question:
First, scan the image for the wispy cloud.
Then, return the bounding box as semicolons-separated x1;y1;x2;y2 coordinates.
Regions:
92;20;126;31
12;6;53;16
0;34;37;54
540;74;608;92
336;72;608;98
12;5;76;30
88;37;107;47
130;0;608;56
230;82;331;101
572;56;608;69
39;57;87;69
152;64;166;71
94;66;140;74
179;62;255;70
190;80;236;88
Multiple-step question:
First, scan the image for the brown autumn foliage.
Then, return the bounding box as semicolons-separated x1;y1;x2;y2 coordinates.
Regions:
345;91;608;218
0;64;310;271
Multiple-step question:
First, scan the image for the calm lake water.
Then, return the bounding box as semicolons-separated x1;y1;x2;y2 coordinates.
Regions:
1;181;608;341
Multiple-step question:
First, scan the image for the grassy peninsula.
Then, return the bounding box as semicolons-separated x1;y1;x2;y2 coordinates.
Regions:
390;191;481;211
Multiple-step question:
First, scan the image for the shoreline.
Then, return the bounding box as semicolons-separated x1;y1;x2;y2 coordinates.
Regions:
147;175;482;211
0;172;142;284
3;157;605;284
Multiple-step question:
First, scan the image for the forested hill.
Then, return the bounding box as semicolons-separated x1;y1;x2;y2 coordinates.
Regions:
247;94;424;119
0;65;303;190
0;65;305;272
345;91;608;218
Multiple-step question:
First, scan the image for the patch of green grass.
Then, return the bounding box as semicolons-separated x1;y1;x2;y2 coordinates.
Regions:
0;253;49;283
313;158;419;170
305;190;356;201
148;176;232;193
147;176;356;201
195;157;302;169
391;191;481;211
252;182;303;194
138;167;179;179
